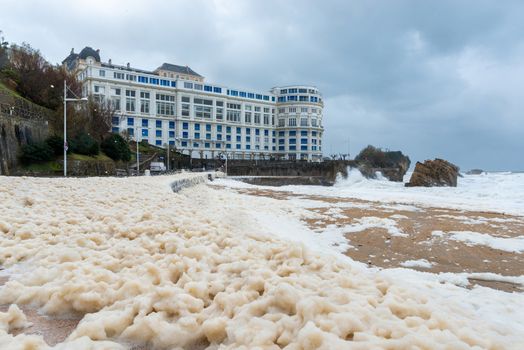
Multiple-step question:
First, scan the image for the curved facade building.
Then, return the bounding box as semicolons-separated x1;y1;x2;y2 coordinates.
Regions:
272;86;324;161
64;47;325;161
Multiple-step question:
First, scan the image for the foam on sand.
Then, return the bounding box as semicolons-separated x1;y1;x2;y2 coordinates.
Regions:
0;174;523;349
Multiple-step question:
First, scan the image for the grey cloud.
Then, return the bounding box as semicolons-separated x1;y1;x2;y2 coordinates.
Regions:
1;0;522;170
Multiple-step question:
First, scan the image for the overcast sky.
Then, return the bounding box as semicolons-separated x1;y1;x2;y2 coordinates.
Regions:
1;0;523;170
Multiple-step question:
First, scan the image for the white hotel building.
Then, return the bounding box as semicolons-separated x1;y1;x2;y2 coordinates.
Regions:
63;47;324;161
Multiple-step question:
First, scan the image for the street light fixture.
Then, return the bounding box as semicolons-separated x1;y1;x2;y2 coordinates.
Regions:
63;80;88;177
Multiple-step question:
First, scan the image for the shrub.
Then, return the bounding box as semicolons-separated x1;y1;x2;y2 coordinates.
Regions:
69;132;99;156
101;133;131;162
20;142;53;164
45;135;64;156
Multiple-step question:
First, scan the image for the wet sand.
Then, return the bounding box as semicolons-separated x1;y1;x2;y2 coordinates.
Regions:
230;187;524;293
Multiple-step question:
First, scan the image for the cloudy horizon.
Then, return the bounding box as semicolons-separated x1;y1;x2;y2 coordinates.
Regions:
2;0;523;171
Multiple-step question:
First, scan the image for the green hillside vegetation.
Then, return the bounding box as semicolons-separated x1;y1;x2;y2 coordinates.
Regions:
0;30;137;169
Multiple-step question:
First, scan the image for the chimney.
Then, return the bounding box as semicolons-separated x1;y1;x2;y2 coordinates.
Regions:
96;49;100;54
108;59;112;65
127;62;130;68
70;48;74;54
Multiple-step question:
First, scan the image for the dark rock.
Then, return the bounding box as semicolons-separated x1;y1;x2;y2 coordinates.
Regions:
354;145;411;182
405;158;460;187
466;169;484;175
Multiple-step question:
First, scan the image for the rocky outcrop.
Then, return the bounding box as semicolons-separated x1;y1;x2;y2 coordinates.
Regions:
354;146;411;182
466;169;484;175
405;159;460;187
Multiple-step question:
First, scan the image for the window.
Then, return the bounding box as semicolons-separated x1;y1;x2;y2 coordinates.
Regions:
169;131;175;138
289;139;296;145
182;131;189;139
183;122;189;130
206;133;211;140
301;107;308;113
301;145;308;151
181;141;188;147
140;91;150;114
113;72;125;79
194;84;203;90
126;90;136;97
312;131;317;137
195;123;200;131
280;89;287;94
112;88;121;96
169;140;175;145
217;134;222;140
217;125;222;132
156;120;162;128
278;119;285;127
290;145;297;151
142;129;148;137
193;143;199;148
127;128;134;136
245;112;252;123
142;119;148;127
289;130;296;136
156;94;175;116
301;138;308;144
156;130;162;137
206;124;211;131
236;144;241;149
127;117;134;126
112;127;119;133
255;129;260;135
194;132;200;139
99;70;105;77
126;98;135;112
301;131;308;136
205;143;210;148
226;127;231;133
226;144;231;149
263;114;269;125
184;82;193;89
246;136;251;143
138;76;148;83
279;131;285;137
311;119;317;127
288;118;297;126
289;107;297;113
301;118;308;126
111;116;119;125
111;97;121;111
194;98;212;119
226;135;231;141
254;113;261;124
216;143;221;148
214;87;222;93
216;107;223;120
236;135;241;142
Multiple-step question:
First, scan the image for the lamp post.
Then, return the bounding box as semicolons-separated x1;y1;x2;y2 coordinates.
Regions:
63;80;88;177
135;125;140;175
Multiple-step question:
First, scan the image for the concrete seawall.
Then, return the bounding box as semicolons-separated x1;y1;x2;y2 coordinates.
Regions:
226;160;357;185
170;172;220;192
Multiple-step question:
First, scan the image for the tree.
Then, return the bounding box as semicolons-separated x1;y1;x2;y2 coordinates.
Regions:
45;135;64;156
86;96;115;141
69;132;99;156
6;42;81;111
19;142;53;164
101;134;131;162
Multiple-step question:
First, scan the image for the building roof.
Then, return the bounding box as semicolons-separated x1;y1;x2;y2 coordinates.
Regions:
78;47;100;62
155;63;202;77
